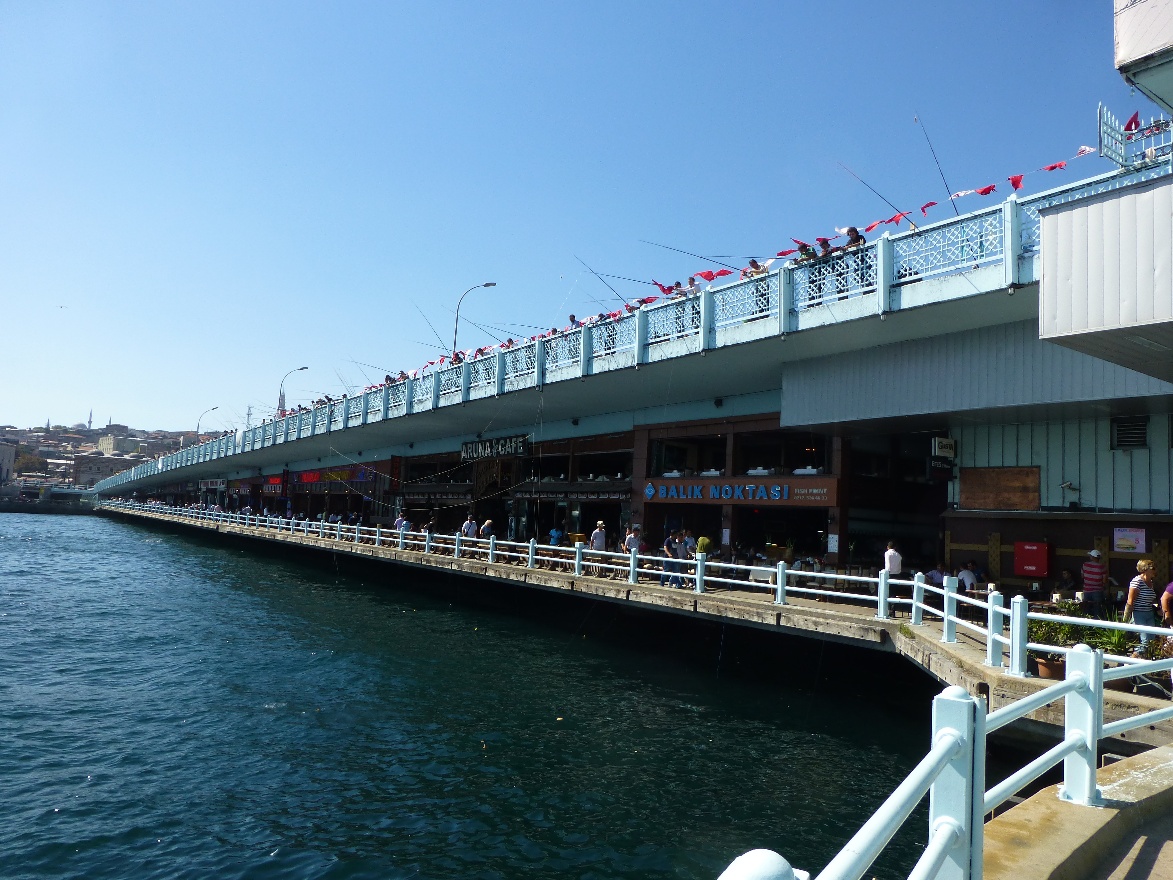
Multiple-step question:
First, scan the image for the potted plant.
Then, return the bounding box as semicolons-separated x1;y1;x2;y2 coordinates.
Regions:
1028;615;1069;679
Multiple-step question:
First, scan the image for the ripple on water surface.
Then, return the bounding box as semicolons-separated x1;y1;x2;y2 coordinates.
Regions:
0;514;931;879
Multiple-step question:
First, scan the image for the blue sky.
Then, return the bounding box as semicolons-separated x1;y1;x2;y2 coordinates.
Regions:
0;0;1152;432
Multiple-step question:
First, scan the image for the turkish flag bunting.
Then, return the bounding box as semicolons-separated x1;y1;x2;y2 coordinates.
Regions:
651;280;673;295
864;219;884;233
975;184;997;196
920;201;938;216
695;270;717;282
791;238;809;247
1074;145;1096;157
885;211;912;226
640;296;658;304
1125;111;1141;132
1008;174;1024;191
1042;161;1067;172
951;190;974;200
776;249;797;257
713;269;734;278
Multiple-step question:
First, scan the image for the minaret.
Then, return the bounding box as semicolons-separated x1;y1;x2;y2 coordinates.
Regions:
88;409;93;430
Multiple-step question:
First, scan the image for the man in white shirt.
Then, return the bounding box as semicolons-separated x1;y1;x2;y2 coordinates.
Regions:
957;561;980;592
461;514;478;539
883;542;902;576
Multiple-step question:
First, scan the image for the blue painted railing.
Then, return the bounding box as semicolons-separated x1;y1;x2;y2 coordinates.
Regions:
95;163;1173;494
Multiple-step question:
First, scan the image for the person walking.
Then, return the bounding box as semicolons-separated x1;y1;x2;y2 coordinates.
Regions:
1125;559;1160;653
461;514;478;539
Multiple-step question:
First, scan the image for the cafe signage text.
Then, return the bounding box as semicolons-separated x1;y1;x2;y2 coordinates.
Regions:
461;434;530;462
641;476;837;507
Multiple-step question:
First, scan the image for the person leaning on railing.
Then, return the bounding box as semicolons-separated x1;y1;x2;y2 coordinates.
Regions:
1125;559;1160;652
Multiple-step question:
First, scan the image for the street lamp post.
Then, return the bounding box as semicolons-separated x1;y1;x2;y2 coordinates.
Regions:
195;406;219;439
452;282;497;357
278;366;309;413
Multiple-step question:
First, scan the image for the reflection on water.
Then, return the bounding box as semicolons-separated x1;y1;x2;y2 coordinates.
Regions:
1;514;933;879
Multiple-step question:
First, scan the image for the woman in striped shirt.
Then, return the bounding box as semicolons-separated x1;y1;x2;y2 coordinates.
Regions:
1125;559;1159;650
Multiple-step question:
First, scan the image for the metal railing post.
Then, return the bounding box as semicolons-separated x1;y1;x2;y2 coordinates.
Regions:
318;521;323;538
695;552;707;593
876;569;890;620
1060;644;1103;806
912;572;926;626
398;526;406;550
579;324;593;377
943;576;958;643
336;522;342;540
488;535;496;564
986;591;1004;669
454;533;462;559
775;561;788;605
929;685;979;880
700;287;716;349
574;542;584;576
425;531;433;554
527;539;537;568
1008;595;1029;676
375;526;381;547
629;548;639;584
354;523;360;544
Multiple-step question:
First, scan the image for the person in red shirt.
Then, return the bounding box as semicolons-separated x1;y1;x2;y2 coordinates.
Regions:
1081;549;1107;618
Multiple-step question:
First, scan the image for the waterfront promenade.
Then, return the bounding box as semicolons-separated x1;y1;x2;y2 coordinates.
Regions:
99;501;1173;751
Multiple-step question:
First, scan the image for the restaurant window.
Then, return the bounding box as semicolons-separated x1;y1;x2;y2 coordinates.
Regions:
1111;416;1148;450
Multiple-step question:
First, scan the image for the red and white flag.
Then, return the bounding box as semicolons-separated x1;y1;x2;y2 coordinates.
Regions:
920;201;937;216
1125;111;1141;132
975;184;997;196
863;219;884;233
695;270;717;282
950;190;974;200
1074;145;1096;158
1008;174;1024;191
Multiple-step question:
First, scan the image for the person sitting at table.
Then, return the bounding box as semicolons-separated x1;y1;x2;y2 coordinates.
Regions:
956;560;979;592
927;563;947;588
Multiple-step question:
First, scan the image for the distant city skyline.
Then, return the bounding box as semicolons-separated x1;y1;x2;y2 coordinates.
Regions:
0;1;1146;432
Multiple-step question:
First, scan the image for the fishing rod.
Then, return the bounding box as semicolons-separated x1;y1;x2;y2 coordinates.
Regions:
836;162;918;230
639;240;739;271
412;302;450;352
598;272;656;286
915;112;959;217
574;255;629;306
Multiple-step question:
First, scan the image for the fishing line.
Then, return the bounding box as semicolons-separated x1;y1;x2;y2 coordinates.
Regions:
575;255;629;307
835;162;917;230
639;240;739;271
915;112;960;217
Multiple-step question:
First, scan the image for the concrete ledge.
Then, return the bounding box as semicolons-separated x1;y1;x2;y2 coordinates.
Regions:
985;745;1173;880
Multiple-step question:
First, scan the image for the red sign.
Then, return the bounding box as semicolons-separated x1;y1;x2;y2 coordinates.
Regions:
297;471;321;484
266;475;283;486
1014;542;1050;577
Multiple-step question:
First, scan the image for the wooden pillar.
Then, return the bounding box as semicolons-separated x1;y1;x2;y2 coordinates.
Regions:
723;432;736;552
1154;538;1169;584
987;531;1001;581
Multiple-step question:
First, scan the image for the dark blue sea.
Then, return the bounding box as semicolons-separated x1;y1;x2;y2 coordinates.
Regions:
1;513;932;879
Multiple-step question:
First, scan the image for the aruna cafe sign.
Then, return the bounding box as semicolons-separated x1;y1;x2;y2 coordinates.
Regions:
642;476;837;507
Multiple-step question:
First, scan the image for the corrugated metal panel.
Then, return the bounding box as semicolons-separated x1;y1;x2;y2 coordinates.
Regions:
946;414;1173;513
1116;0;1173;68
781;320;1173;426
1041;177;1173;337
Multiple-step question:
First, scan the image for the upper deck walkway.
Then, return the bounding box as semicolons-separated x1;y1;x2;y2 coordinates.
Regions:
96;161;1173;496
